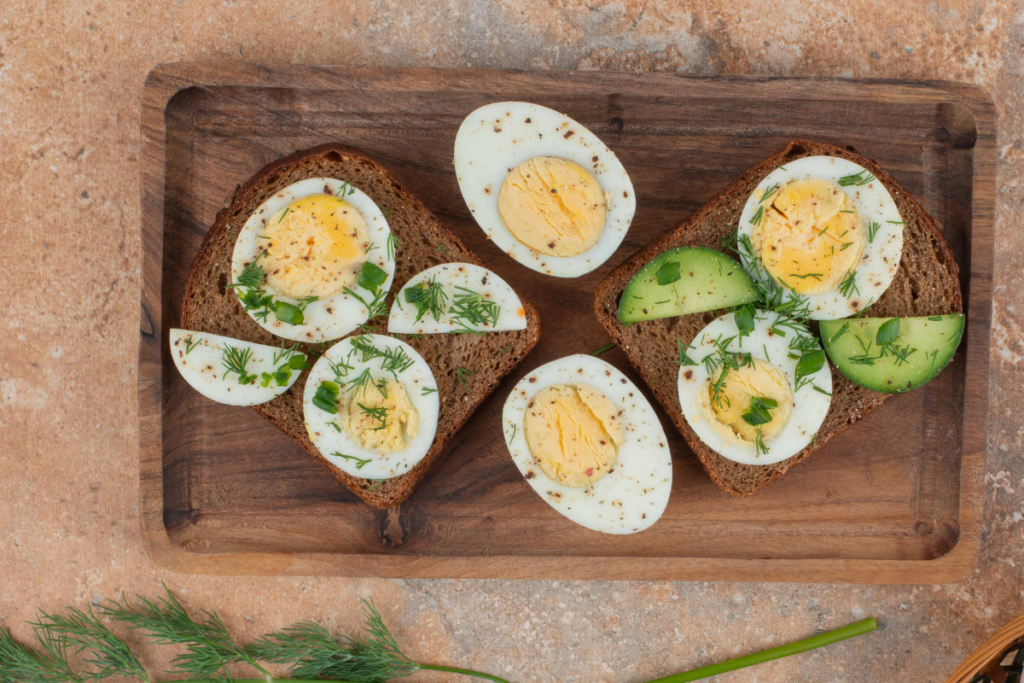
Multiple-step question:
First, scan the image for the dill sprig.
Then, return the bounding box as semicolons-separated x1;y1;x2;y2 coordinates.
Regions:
838;170;875;186
251;600;508;683
99;588;270;682
867;220;881;242
2;593;510;683
386;233;401;262
449;287;500;332
0;624;78;683
674;339;697;367
221;346;257;385
754;427;769;456
29;608;148;682
333;453;371;470
405;278;448;323
357;403;389;431
227;253;267;291
455;366;475;390
838;269;859;299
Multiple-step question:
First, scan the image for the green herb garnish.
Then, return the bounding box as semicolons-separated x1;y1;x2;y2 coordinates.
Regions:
591;343;615;356
405;277;448;323
312;381;340;413
655;260;681;286
333;453;371;470
455;366;475;390
742;396;778;427
221;345;257;385
838;170;875;186
876;318;901;347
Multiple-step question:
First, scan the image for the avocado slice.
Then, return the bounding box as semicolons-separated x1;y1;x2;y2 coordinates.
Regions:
618;247;759;324
819;314;964;393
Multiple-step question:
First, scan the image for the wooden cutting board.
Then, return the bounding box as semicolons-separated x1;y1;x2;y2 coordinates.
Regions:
138;64;994;582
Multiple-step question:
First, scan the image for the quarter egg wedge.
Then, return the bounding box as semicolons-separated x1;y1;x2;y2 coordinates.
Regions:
169;329;305;406
388;263;527;335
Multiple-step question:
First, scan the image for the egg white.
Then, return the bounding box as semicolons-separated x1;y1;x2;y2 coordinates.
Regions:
302;334;439;480
502;354;672;534
677;311;832;466
169;328;304;406
387;262;527;335
231;178;396;343
454;102;636;278
736;156;904;320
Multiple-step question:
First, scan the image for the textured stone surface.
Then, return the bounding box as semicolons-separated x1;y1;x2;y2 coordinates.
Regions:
1;1;1022;681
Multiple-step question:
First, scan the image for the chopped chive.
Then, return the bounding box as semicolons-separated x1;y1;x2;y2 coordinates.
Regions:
591;343;615;356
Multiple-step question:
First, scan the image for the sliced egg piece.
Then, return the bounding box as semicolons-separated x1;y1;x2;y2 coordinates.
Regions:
169;328;305;406
736;156;904;320
387;262;527;335
302;334;439;480
677;311;832;466
503;354;672;534
454;102;636;278
231;178;396;343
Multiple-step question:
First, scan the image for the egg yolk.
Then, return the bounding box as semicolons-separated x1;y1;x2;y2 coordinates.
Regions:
257;194;369;299
342;379;420;454
523;383;623;488
752;178;867;295
700;359;794;445
497;157;608;257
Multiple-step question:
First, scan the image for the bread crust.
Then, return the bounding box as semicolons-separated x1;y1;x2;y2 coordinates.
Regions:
181;143;540;509
594;140;963;496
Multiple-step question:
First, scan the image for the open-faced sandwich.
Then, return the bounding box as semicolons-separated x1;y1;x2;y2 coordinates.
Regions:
595;140;964;496
172;143;540;509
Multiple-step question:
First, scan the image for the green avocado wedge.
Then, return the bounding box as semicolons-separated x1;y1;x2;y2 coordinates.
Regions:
618;247;759;324
819;314;964;393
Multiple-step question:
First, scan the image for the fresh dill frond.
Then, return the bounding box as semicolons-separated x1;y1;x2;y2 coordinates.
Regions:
673;339;697;366
590;343;615;357
334;453;372;470
30;608;148;682
405;278;448;323
759;183;779;205
434;244;452;254
380;346;415;379
0;624;77;683
99;586;270;682
750;205;764;226
184;335;200;355
221;345;257;385
867;221;881;242
227;252;267;290
837;170;875;187
358;403;389;431
754;427;769;455
838;270;859;299
449;287;500;332
421;386;438;396
386;233;401;261
455;366;475;390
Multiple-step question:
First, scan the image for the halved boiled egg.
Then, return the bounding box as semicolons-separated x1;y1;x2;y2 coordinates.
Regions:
302;334;439;479
454;102;636;278
503;354;672;534
677;311;832;466
169;328;306;406
231;178;396;343
387;262;527;335
736;156;904;320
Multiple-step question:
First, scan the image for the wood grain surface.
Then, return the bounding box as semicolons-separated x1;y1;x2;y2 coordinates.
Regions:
138;63;995;582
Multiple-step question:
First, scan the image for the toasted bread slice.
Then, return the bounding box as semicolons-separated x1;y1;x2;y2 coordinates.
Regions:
594;140;962;496
181;143;540;509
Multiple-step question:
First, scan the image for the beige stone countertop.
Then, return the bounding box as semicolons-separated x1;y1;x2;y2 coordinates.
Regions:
2;1;1023;681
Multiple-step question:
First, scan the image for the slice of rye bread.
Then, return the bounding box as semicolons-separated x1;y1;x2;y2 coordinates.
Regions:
594;140;963;497
180;143;540;509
